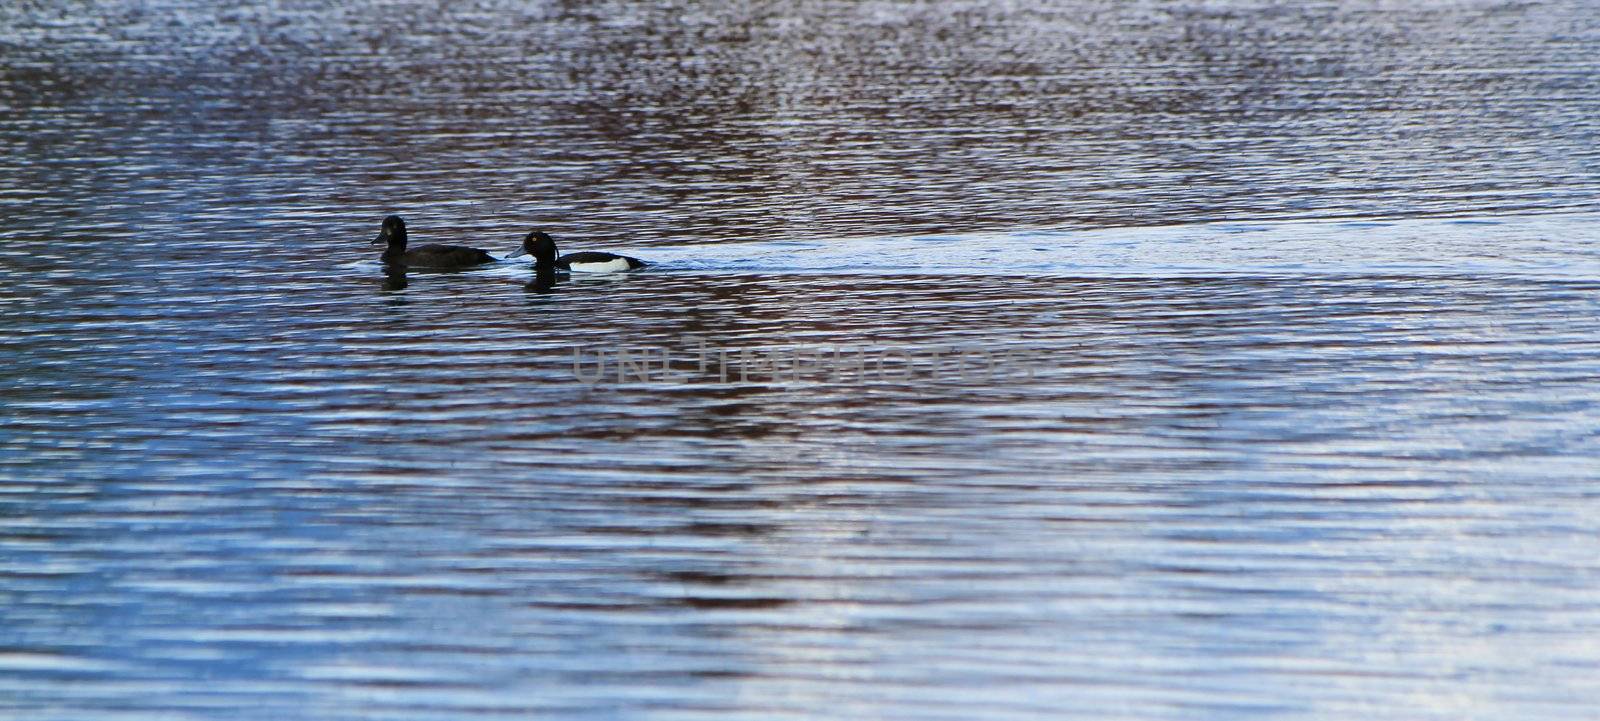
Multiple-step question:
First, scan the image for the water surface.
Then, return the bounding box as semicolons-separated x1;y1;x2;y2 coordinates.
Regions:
4;1;1600;719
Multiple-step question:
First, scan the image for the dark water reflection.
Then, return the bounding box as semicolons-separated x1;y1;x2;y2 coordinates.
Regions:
4;1;1600;719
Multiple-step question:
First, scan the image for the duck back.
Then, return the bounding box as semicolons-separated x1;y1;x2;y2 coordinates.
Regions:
558;251;647;272
395;244;497;268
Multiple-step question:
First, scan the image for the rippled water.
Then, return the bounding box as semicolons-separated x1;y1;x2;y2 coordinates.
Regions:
4;1;1600;719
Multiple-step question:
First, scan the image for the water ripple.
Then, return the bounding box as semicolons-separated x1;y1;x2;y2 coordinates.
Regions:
6;1;1600;719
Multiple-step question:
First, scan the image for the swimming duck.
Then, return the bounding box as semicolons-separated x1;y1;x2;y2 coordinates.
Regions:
505;230;647;273
370;215;496;268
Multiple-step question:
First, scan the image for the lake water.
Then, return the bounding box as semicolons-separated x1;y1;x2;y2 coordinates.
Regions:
4;1;1600;719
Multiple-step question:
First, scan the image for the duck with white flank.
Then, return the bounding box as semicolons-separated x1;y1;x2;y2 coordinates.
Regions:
505;230;646;273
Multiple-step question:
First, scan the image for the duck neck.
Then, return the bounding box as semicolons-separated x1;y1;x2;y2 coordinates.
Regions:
382;236;407;261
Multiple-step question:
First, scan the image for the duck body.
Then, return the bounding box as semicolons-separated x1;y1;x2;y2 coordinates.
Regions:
506;230;646;273
386;244;497;267
556;251;648;273
370;215;496;268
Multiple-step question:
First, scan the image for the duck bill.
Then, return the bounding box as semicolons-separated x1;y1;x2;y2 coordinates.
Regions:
505;247;528;259
371;231;387;246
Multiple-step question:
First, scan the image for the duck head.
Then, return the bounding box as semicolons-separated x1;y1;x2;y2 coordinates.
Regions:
507;230;558;264
371;215;407;251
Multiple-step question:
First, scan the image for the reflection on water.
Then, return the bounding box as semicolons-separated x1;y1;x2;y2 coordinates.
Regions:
525;267;562;295
381;267;409;292
4;1;1600;719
